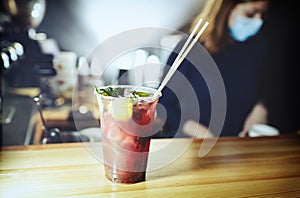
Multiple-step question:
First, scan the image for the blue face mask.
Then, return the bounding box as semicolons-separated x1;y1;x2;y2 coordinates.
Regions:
229;15;263;42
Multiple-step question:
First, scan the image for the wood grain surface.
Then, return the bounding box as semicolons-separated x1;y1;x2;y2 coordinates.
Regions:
1;135;300;197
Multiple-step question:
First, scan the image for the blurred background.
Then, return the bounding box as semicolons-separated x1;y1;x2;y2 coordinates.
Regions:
37;0;205;56
1;0;299;146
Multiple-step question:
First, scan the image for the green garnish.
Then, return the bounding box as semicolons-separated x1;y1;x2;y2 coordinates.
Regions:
95;86;124;97
94;86;102;95
132;91;150;97
95;86;151;98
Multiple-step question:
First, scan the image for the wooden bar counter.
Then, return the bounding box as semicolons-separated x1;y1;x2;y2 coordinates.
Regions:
1;135;300;197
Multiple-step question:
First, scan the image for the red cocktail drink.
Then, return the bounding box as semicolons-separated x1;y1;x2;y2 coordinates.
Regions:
95;85;161;183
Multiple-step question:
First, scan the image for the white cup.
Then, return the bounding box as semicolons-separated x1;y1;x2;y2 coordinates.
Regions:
249;124;280;137
49;51;77;97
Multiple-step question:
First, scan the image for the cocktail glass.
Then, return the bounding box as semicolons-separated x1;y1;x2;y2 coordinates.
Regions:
95;85;161;183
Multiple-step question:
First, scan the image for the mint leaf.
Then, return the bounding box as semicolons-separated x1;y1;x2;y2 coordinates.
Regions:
94;86;102;95
132;91;150;97
95;86;125;97
95;87;150;98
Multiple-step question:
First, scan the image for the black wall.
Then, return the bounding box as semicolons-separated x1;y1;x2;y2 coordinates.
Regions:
263;2;299;133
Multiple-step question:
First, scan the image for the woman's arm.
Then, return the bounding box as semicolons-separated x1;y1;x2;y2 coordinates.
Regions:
183;120;215;138
239;102;268;137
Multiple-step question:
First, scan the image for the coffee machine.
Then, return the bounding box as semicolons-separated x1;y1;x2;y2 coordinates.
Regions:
1;0;57;145
1;0;57;90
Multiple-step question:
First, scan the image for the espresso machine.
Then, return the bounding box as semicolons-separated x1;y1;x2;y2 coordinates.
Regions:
1;0;57;146
1;0;57;88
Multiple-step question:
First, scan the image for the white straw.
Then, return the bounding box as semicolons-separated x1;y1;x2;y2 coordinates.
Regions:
170;18;203;71
155;20;209;96
157;18;203;94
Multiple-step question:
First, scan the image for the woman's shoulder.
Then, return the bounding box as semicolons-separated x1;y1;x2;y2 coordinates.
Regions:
218;35;267;57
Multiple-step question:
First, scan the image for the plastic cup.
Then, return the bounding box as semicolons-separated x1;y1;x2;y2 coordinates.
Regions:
95;85;161;183
249;124;280;137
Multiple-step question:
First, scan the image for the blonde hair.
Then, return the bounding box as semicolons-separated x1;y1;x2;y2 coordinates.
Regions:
189;0;228;53
189;0;269;53
190;0;222;33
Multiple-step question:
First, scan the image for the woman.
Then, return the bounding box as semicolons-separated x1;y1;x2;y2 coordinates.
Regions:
158;0;270;138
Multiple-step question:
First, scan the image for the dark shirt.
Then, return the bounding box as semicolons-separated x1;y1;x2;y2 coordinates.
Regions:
157;35;266;137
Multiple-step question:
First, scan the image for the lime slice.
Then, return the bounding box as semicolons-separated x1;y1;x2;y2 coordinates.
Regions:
108;99;133;121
